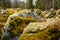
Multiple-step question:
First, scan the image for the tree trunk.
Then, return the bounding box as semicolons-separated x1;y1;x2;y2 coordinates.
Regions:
52;0;55;9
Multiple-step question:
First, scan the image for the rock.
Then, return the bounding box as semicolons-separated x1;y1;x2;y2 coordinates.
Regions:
26;13;41;21
19;18;60;40
1;10;7;14
36;10;41;15
46;9;56;18
1;13;38;40
14;12;42;22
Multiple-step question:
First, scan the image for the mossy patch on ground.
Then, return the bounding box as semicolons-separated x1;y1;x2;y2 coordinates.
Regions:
19;19;60;40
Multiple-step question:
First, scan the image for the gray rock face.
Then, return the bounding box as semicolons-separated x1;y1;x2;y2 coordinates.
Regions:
18;12;42;22
15;12;40;20
28;13;40;20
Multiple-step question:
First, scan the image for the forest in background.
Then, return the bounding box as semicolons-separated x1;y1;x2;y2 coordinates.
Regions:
0;0;60;10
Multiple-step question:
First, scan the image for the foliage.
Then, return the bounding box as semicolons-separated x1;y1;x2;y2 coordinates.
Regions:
0;0;11;9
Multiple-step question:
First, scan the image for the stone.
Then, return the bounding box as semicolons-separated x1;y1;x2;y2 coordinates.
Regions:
19;18;60;40
1;13;38;40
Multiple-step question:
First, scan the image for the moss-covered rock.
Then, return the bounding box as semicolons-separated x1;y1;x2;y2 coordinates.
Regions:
19;19;60;40
0;14;9;29
0;14;9;40
1;14;38;40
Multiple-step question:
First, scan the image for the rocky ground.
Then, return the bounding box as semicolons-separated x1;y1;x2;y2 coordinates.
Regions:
0;8;60;40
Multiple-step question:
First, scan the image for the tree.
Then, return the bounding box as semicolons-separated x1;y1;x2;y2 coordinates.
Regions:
36;0;46;10
0;0;11;9
36;0;60;10
18;1;26;9
14;0;18;8
26;0;34;9
58;0;60;9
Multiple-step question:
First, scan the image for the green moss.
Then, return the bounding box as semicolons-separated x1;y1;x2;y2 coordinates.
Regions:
19;30;60;40
19;30;51;40
19;20;60;40
0;15;9;31
5;16;38;37
0;14;9;39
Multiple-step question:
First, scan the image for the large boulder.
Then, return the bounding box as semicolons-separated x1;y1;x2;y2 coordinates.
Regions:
19;19;60;40
1;13;38;40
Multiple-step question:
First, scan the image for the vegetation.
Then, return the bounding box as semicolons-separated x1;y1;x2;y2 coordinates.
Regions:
0;0;60;40
0;0;60;10
19;19;60;40
0;0;11;9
